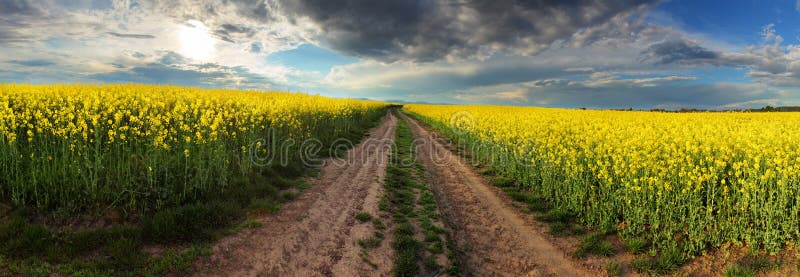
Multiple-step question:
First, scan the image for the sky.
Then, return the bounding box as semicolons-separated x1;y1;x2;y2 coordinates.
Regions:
1;0;800;109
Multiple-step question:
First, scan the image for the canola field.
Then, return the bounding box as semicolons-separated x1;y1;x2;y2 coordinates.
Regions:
0;84;387;213
404;104;800;256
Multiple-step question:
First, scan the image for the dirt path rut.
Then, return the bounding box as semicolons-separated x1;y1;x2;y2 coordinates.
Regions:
400;113;592;277
196;111;398;277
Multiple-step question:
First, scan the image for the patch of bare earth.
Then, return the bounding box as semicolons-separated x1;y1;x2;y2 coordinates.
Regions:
194;111;398;277
400;113;595;276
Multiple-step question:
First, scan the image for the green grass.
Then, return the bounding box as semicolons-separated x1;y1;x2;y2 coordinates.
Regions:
739;256;779;271
393;231;420;277
424;229;441;242
248;198;281;215
491;176;514;187
575;233;615;258
724;265;756;277
535;209;576;223
605;261;621;277
630;249;686;275
390;112;460;276
231;219;263;234
0;243;212;276
397;115;460;275
0;179;276;275
358;230;385;249
478;167;496;176
280;190;298;201
143;201;242;243
445;237;462;276
385;118;422;277
372;218;386;230
359;237;383;249
359;250;379;269
356;212;373;223
625;237;648;254
723;255;781;277
427;241;444;254
547;222;585;237
532;208;588;237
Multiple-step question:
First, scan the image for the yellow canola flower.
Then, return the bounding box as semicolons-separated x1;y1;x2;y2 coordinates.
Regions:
0;83;388;212
404;103;800;254
0;83;386;149
405;104;800;197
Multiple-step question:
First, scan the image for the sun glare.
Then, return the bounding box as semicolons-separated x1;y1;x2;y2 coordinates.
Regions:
179;20;215;61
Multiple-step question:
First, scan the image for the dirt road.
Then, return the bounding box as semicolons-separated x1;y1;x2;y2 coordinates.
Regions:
400;113;593;276
195;110;593;276
196;111;397;277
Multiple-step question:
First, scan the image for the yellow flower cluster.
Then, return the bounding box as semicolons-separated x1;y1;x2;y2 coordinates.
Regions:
0;84;384;148
404;104;800;255
0;84;387;211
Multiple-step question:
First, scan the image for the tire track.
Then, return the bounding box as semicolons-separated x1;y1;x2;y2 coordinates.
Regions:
195;111;397;277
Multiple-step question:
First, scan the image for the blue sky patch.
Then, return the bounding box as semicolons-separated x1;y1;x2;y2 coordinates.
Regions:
265;44;358;74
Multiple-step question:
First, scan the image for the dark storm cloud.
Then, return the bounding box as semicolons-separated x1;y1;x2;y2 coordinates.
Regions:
214;24;255;43
1;0;662;62
281;0;429;60
7;59;54;67
219;24;255;36
139;0;656;62
107;32;156;39
639;39;719;64
281;0;657;62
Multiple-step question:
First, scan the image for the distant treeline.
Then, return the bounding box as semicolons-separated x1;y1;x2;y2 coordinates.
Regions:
745;106;800;112
602;106;800;113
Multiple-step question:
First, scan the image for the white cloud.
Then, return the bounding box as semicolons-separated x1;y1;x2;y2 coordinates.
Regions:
563;67;594;72
322;60;480;90
583;73;698;88
455;89;529;102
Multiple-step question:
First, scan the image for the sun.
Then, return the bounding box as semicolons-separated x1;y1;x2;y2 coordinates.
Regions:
179;20;215;61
